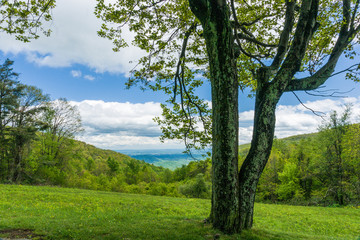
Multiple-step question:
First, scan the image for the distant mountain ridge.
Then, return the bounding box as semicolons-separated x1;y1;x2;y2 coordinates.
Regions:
116;132;320;169
118;149;208;170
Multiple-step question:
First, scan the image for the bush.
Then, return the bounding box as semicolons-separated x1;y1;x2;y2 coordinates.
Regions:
179;174;210;199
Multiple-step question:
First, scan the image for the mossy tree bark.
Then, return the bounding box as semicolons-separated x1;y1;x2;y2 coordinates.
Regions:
189;0;240;233
238;72;280;229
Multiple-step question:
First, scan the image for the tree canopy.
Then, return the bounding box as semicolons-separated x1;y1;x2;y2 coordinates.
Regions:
95;0;360;234
96;0;360;150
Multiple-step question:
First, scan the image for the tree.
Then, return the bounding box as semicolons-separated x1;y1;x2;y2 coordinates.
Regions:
107;156;120;174
342;123;360;201
96;0;360;233
179;173;210;198
38;98;83;167
124;159;140;184
27;98;83;183
0;59;23;180
8;84;49;182
0;59;51;182
317;107;352;205
0;0;56;42
292;138;318;201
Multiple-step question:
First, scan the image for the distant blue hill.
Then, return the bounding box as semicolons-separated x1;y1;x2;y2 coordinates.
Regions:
117;149;208;170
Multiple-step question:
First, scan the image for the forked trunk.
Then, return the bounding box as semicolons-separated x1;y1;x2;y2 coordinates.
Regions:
238;81;280;229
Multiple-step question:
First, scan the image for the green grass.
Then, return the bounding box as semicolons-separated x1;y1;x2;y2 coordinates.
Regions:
0;184;359;240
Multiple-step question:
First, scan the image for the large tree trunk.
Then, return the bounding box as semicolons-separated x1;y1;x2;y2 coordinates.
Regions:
238;77;281;229
210;54;239;234
189;0;240;233
207;16;240;235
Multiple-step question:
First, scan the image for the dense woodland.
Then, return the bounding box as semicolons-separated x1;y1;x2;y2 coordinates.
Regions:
1;59;359;206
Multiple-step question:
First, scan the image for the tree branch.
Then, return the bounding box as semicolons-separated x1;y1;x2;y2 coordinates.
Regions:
350;0;360;31
171;22;210;148
285;0;356;92
269;0;296;71
292;91;325;118
237;42;265;66
237;17;264;27
305;87;354;98
172;23;197;103
237;32;277;48
188;0;209;23
275;0;320;82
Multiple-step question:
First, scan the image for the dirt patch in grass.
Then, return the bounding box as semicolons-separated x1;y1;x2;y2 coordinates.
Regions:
0;229;44;239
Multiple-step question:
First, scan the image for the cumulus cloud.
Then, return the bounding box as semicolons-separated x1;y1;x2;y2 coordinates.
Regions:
239;97;360;144
84;75;95;81
70;97;360;150
0;0;145;74
71;100;183;149
71;71;96;81
71;70;82;78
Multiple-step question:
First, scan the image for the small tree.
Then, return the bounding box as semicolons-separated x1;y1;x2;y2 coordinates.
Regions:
38;98;83;166
124;159;140;184
107;157;120;174
317;107;352;205
0;59;23;180
9;85;49;182
342;123;360;201
179;173;210;198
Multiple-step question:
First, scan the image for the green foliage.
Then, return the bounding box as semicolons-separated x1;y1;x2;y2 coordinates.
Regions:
254;107;360;206
0;0;56;42
107;157;120;174
0;60;52;182
1;59;359;205
95;0;214;152
0;59;22;180
314;107;356;205
277;162;301;201
179;173;210;199
12;120;359;205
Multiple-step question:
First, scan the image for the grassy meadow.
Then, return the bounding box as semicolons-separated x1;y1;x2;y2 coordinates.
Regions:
0;184;359;240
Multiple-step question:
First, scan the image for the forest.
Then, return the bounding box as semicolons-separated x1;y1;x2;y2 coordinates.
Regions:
1;58;359;207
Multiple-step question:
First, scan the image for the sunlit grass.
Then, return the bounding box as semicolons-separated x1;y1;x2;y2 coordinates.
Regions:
0;184;359;240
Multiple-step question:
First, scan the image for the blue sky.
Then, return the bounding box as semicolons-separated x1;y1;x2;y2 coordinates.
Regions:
6;54;171;103
1;0;359;150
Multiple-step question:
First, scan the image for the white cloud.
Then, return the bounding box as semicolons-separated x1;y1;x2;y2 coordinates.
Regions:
71;70;82;78
84;75;95;81
71;71;95;81
71;100;183;150
0;0;145;74
239;97;360;144
274;97;360;139
239;110;254;122
70;97;360;150
239;126;253;144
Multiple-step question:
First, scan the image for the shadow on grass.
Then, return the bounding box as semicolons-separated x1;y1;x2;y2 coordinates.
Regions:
237;229;309;240
0;228;45;239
